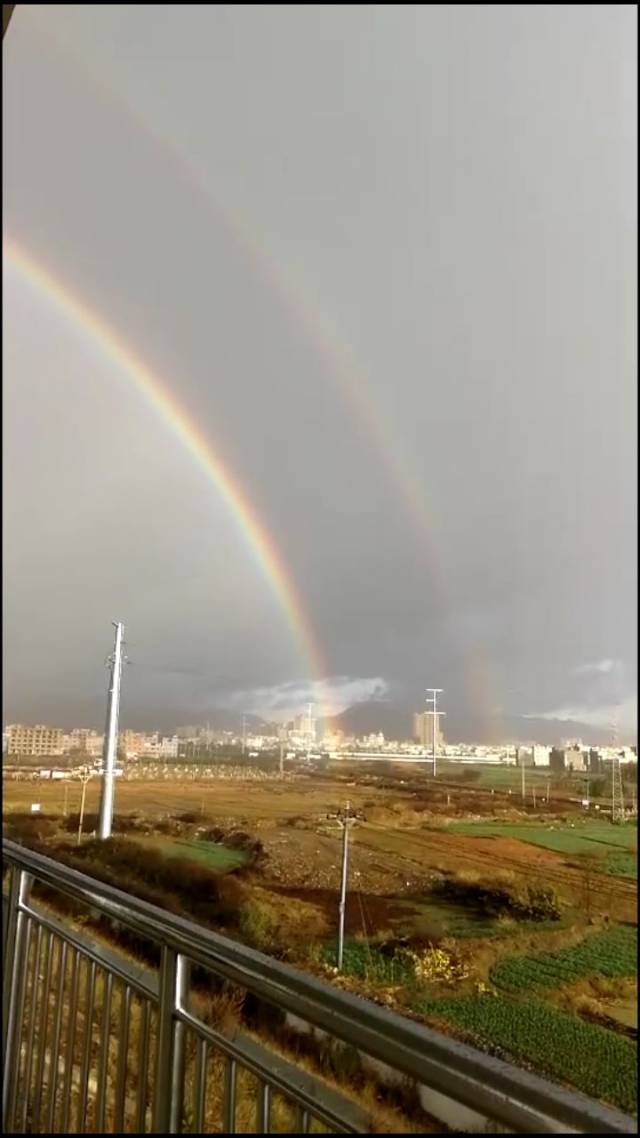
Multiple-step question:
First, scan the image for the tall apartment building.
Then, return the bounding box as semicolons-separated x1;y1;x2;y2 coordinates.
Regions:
413;712;445;749
121;730;147;759
65;728;103;754
5;724;64;757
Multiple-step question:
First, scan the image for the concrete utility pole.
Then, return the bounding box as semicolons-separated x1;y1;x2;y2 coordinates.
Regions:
77;766;92;846
610;710;625;824
519;750;526;803
425;689;444;777
278;726;286;777
327;802;360;971
97;621;125;840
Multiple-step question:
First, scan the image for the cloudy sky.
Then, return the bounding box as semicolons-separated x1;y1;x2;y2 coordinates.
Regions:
3;5;636;738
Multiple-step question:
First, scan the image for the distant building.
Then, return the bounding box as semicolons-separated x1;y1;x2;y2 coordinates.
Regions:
588;748;602;773
516;746;535;767
5;724;64;757
565;746;588;772
121;730;147;759
159;735;178;759
532;745;551;767
549;747;566;773
413;712;445;749
64;728;103;757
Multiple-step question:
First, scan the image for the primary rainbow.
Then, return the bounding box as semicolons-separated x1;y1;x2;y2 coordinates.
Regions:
4;236;329;716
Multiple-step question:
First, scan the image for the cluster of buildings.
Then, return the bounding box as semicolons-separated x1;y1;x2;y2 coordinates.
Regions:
2;724;179;762
3;718;636;771
521;742;637;771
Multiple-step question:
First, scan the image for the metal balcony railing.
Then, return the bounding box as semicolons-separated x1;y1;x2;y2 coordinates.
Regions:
2;839;636;1134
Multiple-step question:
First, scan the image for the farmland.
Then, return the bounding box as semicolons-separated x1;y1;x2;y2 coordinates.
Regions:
489;924;637;990
446;818;638;878
3;766;638;1117
417;994;637;1114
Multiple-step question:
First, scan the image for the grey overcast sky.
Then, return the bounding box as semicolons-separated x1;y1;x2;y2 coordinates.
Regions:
3;4;637;739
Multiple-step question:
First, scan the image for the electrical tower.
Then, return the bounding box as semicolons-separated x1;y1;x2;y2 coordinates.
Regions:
97;622;125;840
424;689;445;777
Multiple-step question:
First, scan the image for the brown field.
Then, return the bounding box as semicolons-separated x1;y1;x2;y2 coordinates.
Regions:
4;773;636;924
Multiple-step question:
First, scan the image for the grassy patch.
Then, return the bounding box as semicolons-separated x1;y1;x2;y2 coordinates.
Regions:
134;835;248;872
417;994;637;1114
490;924;637;992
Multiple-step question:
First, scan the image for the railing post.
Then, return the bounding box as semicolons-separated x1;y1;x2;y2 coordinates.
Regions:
153;946;189;1133
169;955;190;1133
2;868;32;1130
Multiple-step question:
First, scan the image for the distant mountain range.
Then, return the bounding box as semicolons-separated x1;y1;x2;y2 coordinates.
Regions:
185;700;633;747
323;700;632;747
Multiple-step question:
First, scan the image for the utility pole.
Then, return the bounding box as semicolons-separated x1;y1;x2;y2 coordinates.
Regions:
242;715;247;756
327;802;361;971
77;766;92;846
546;779;550;805
278;726;286;777
610;710;625;824
425;689;444;778
97;622;125;840
519;749;526;803
306;702;315;758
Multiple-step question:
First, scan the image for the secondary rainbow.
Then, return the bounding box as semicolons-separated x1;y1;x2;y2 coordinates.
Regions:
4;236;329;715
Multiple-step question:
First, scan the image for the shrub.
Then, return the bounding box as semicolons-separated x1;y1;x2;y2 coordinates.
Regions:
3;813;57;845
239;901;281;951
401;944;469;985
432;871;561;921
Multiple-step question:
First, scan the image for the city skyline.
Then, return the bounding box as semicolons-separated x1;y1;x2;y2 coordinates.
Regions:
4;6;636;740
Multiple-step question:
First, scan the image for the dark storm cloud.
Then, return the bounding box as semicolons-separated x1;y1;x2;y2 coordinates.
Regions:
3;5;636;737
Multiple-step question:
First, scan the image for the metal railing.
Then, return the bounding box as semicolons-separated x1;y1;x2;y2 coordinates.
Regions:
2;839;636;1134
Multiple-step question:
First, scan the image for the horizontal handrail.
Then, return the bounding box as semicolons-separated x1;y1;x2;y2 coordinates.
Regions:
3;839;636;1133
2;888;367;1132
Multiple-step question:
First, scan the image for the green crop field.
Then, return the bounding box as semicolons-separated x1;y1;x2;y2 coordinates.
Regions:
490;924;637;991
446;819;637;877
418;994;637;1114
436;763;588;793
